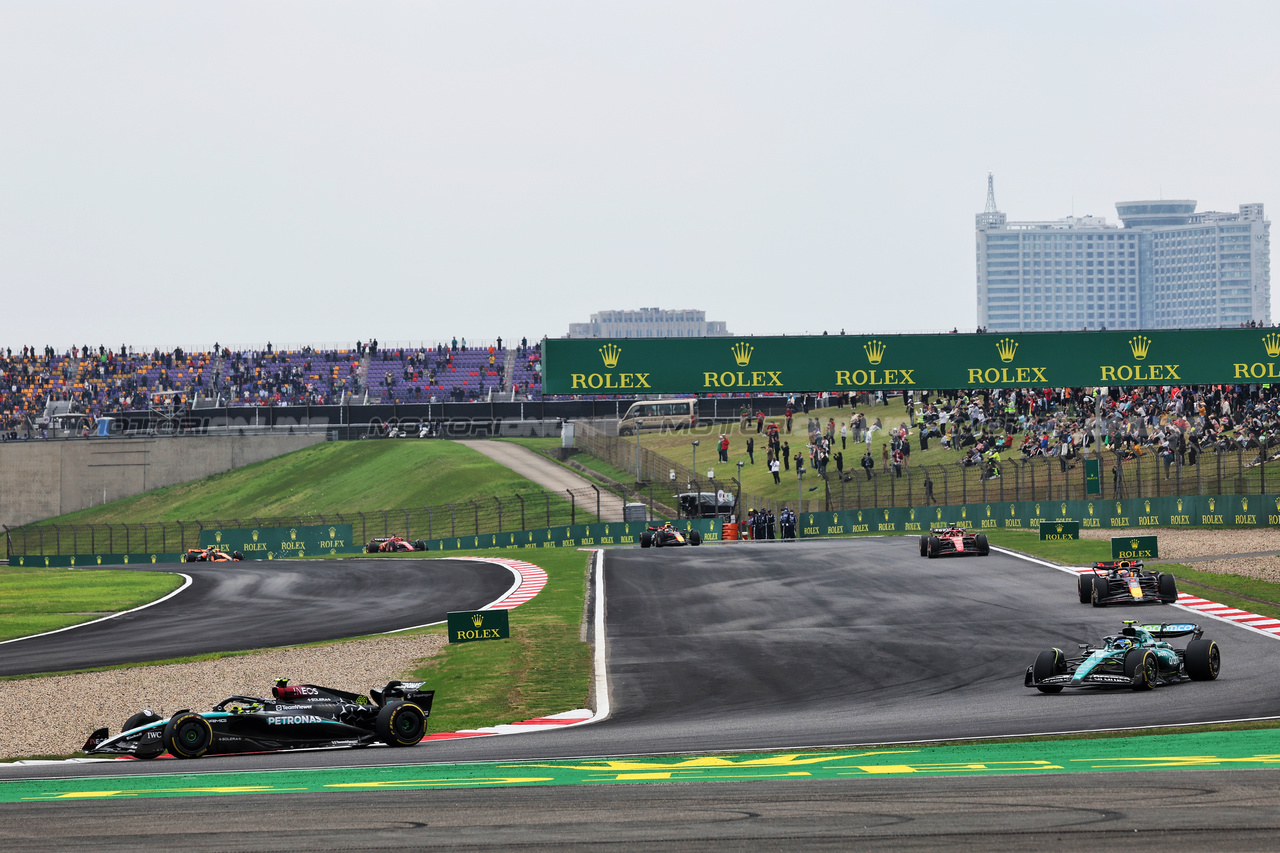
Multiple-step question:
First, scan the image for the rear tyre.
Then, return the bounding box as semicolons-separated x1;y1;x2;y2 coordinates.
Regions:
1185;639;1220;681
1077;574;1092;604
927;536;940;559
688;530;702;546
1124;649;1158;690
376;701;427;747
163;711;213;759
639;532;652;549
1157;573;1178;602
1091;576;1109;607
975;534;990;556
1032;649;1065;693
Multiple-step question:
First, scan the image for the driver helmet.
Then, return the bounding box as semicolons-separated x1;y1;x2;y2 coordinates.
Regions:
1118;569;1131;578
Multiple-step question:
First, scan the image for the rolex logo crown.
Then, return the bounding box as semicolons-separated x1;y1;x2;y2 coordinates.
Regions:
731;341;754;366
863;340;886;365
1130;539;1140;548
471;613;484;627
1129;335;1152;361
996;337;1018;363
1264;333;1280;358
599;343;622;369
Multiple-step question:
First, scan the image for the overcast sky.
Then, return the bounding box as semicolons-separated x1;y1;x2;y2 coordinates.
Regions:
3;1;1278;352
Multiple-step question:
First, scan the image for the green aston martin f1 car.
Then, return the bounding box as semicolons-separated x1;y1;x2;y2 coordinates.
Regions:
1025;620;1220;693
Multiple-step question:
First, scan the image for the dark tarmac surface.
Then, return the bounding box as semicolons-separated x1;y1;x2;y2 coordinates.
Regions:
0;558;514;675
5;540;1280;850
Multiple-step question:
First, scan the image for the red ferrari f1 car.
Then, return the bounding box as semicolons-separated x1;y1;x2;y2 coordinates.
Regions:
184;548;244;562
919;525;990;558
365;536;429;553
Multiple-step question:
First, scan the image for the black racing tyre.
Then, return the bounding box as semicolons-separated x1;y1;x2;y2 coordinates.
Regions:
639;532;652;549
919;536;928;557
163;710;214;759
688;530;702;546
975;534;990;556
1157;573;1178;602
1078;574;1092;604
185;553;198;562
412;540;428;551
1124;649;1158;690
366;543;378;553
1091;575;1109;607
1032;649;1065;693
376;701;427;747
654;533;665;547
1185;639;1221;681
926;536;940;559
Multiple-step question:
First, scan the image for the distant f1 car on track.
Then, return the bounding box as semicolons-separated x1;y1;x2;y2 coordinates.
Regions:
919;525;989;558
365;536;429;553
1078;560;1178;606
1025;620;1220;693
184;547;243;562
639;523;702;548
82;678;435;760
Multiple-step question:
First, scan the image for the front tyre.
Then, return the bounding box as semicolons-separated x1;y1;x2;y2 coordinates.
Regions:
1158;573;1178;602
919;536;928;557
1124;649;1158;690
1078;574;1092;604
688;530;702;546
1091;575;1109;607
163;711;213;759
376;701;427;746
1185;639;1221;681
639;532;652;549
927;536;940;559
975;534;990;556
1032;648;1065;693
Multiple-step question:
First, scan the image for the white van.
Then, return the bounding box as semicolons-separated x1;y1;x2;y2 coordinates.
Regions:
617;399;698;435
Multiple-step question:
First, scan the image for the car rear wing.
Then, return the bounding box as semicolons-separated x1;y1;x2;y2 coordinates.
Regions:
1138;623;1201;639
1090;560;1145;574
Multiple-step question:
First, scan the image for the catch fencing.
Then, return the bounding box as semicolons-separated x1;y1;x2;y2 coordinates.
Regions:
5;486;619;557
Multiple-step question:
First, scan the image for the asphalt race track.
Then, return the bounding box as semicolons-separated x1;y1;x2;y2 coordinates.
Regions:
0;558;514;676
6;541;1280;850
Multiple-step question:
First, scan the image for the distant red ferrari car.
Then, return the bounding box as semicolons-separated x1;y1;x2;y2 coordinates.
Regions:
185;548;243;562
365;536;429;553
918;525;989;558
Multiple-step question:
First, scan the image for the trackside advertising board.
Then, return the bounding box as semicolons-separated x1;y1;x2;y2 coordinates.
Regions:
1039;521;1080;540
1113;535;1159;560
199;525;353;559
447;610;510;643
543;328;1280;393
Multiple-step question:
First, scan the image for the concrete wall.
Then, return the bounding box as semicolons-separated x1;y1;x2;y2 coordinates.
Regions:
0;434;327;529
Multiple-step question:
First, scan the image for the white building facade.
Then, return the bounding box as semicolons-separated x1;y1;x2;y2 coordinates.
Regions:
567;307;730;339
976;179;1270;332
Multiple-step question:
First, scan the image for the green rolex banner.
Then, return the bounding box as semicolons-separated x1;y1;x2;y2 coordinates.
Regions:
199;524;353;560
1084;459;1101;496
1112;535;1158;560
447;609;510;643
545;328;1280;394
1040;521;1080;540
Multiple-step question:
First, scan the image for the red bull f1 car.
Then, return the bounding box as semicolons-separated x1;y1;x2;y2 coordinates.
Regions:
365;536;429;553
1078;560;1178;606
639;523;703;548
184;548;243;562
1025;621;1220;693
919;525;989;558
82;678;435;759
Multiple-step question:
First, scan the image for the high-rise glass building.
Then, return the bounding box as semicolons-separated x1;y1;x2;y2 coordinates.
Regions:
976;175;1270;332
567;307;730;339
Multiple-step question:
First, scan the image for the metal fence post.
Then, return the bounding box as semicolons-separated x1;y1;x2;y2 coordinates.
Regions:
590;484;600;521
470;500;479;534
568;490;575;525
447;503;456;537
495;497;502;532
515;495;525;531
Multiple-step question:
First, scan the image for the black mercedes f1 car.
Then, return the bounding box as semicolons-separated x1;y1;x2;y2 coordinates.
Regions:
82;678;435;759
1078;560;1178;606
919;525;989;558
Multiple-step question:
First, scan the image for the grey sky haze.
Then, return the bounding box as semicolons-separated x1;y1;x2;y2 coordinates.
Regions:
3;1;1278;351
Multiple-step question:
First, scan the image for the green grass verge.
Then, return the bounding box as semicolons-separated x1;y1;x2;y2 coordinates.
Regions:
29;441;559;527
405;549;592;734
0;567;183;642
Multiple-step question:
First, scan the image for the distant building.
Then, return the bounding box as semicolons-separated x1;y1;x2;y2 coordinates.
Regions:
976;174;1271;332
567;307;730;339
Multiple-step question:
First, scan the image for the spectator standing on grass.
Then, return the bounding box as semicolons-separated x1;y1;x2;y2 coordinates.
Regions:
861;450;874;479
841;423;847;449
719;433;729;462
746;436;755;464
924;475;936;504
781;441;790;471
771;456;781;484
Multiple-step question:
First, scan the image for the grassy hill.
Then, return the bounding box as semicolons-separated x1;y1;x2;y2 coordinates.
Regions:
29;441;560;527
